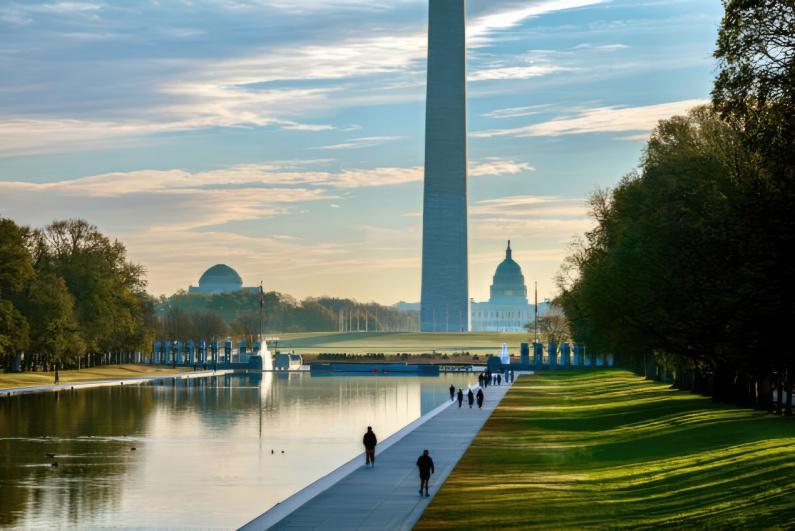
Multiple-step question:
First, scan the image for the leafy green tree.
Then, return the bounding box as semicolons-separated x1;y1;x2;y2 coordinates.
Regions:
33;219;152;365
0;300;29;372
22;273;84;370
0;218;34;295
713;0;795;409
713;0;795;171
557;106;761;399
0;218;34;371
294;299;336;332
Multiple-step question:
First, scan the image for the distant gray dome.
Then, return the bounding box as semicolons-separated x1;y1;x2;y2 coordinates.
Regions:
198;264;243;291
489;241;528;304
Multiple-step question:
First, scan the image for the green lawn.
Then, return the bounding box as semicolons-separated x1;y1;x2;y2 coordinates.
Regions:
416;370;795;529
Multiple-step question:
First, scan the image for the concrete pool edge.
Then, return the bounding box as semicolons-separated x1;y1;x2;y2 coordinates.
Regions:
0;370;236;397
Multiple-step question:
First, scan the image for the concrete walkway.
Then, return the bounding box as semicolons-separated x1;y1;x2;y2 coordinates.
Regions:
241;376;519;531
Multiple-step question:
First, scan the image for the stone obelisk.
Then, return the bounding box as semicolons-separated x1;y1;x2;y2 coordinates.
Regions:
420;0;469;332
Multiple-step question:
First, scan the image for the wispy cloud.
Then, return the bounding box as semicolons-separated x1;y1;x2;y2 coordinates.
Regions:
472;99;708;137
481;105;554;119
469;64;576;81
470;158;535;176
0;114;335;157
469;0;610;45
312;136;404;150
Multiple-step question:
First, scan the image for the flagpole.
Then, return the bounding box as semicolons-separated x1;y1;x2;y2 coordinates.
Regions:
534;281;538;343
259;281;264;352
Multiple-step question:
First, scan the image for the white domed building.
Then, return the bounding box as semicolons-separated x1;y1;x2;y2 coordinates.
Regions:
470;241;534;332
188;264;259;294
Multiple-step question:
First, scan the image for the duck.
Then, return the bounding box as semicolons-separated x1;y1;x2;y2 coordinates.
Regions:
45;453;56;458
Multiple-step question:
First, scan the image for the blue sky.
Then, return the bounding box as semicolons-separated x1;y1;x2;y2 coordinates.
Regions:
0;0;723;305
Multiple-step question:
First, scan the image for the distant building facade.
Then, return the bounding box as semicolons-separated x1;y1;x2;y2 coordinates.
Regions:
188;264;259;294
470;241;534;333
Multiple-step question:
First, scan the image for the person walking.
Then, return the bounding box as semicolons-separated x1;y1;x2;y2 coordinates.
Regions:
54;367;59;385
476;388;484;408
363;426;377;468
449;384;455;401
457;389;464;408
467;389;474;408
510;370;515;383
417;449;435;497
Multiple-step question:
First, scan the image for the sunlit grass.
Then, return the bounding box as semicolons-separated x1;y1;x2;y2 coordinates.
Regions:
416;370;795;529
276;331;528;354
0;365;186;390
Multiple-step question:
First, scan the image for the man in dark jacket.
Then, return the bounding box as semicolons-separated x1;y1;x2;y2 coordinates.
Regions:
417;449;435;497
363;426;377;468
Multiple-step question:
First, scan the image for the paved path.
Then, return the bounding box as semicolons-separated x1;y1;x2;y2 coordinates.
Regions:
241;375;519;531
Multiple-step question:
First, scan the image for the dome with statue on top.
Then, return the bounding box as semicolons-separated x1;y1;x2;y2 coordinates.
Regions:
489;241;528;305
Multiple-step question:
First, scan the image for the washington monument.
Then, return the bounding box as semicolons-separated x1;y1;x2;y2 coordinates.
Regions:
420;0;469;332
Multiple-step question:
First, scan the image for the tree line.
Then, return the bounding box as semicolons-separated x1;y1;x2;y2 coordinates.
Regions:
0;217;419;372
0;219;154;372
155;292;419;348
556;1;794;413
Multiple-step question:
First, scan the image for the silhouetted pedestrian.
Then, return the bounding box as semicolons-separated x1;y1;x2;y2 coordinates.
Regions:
467;389;474;408
54;367;59;385
363;426;377;468
417;449;435;497
457;389;464;408
476;388;484;408
449;384;455;401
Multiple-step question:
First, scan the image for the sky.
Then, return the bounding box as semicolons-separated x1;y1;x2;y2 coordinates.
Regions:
0;0;724;306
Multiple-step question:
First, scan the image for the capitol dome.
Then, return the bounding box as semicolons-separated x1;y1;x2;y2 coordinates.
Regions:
189;264;244;294
489;241;528;304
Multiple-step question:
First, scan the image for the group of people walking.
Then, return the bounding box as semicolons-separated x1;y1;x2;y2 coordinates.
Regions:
450;385;484;409
362;369;514;498
362;426;435;497
477;369;514;387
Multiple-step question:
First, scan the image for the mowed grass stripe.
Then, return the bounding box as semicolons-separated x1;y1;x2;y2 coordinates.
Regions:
415;370;795;529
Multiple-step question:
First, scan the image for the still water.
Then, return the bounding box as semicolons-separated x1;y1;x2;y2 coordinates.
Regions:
0;371;475;529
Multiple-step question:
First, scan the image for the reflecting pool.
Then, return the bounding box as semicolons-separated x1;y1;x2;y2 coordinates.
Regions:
0;371;476;529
